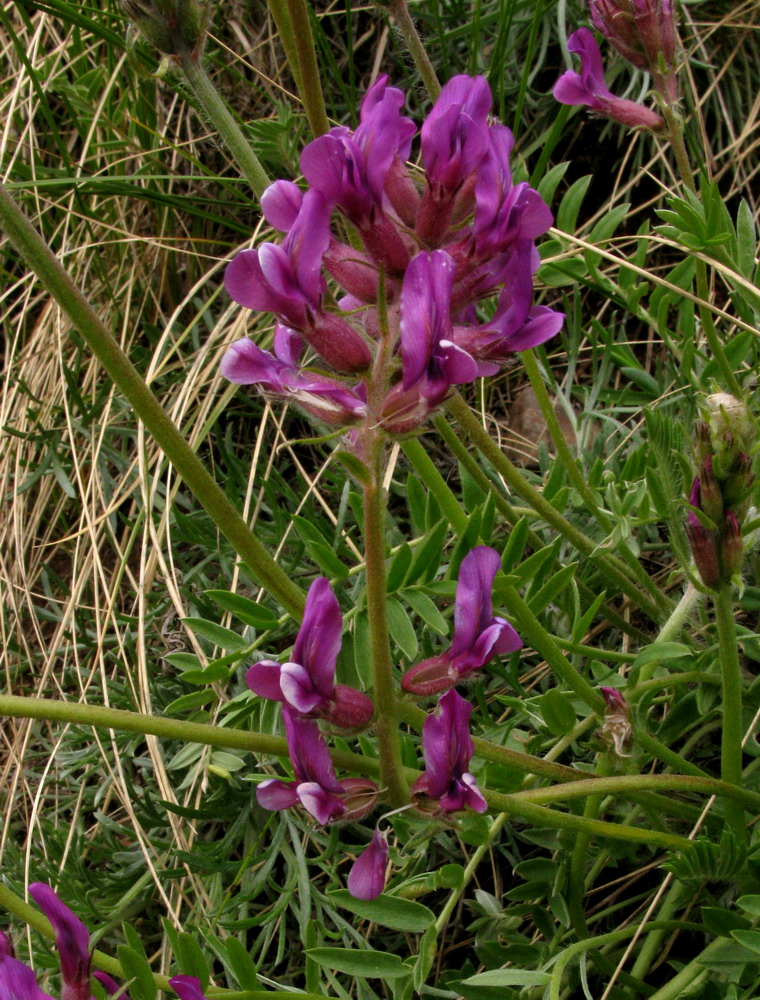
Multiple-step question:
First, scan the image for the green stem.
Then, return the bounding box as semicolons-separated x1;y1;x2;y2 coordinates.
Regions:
284;0;330;137
630;880;685;982
386;0;441;101
567;754;610;937
634;727;712;778
0;182;305;621
483;793;690;851
432;412;649;641
637;583;702;683
661;103;744;397
435;812;509;933
401;436;468;533
446;393;672;621
521;349;665;605
715;582;746;840
179;54;270;198
498;582;605;713
363;459;408;807
265;0;303;94
548;920;708;1000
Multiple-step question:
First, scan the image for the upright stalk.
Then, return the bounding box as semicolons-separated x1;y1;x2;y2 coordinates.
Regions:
0;182;305;619
386;0;441;101
447;392;671;621
660;103;744;398
179;54;271;198
284;0;331;137
715;582;746;840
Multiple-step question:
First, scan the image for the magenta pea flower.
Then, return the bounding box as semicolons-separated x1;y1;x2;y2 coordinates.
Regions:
0;952;55;1000
347;827;390;901
221;326;367;428
225;190;371;373
257;707;379;825
28;884;91;1000
169;976;209;1000
246;577;374;729
411;690;488;814
553;28;665;131
402;546;522;697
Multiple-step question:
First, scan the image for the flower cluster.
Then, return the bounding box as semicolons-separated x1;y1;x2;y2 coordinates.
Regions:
686;395;754;590
247;547;518;900
554;1;679;130
222;74;563;431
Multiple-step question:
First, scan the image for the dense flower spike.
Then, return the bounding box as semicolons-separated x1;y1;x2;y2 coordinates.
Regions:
223;74;562;428
412;690;488;814
246;577;374;729
347;827;390;900
29;884;91;1000
257;707;378;824
553;28;665;131
402;546;522;695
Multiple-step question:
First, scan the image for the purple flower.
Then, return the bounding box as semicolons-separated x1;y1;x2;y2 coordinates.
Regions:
402;546;522;696
401;251;479;398
0;953;55;1000
93;972;130;1000
411;690;487;814
169;976;209;1000
300;77;414;272
221;326;367;427
29;884;91;1000
417;75;492;244
246;577;374;729
257;707;378;824
225;191;371;373
453;248;564;361
589;0;677;99
347;827;389;901
553;28;665;131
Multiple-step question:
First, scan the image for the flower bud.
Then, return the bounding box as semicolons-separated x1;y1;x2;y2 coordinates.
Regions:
703;393;753;478
720;511;743;580
347;827;389;900
698;456;724;526
339;778;380;823
325;685;375;731
589;0;678;101
122;0;206;58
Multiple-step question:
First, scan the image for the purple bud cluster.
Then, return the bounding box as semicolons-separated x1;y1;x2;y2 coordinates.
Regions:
222;75;563;431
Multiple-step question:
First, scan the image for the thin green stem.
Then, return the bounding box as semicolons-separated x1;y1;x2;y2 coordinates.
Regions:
0;182;305;621
483;793;691;851
265;0;303;94
435;812;509;933
387;0;441;101
630;880;686;982
521;349;665;605
716;582;746;840
637;583;702;683
567;755;610;938
179;54;270;198
446;393;672;621
285;0;330;137
498;582;605;713
660;103;744;397
432;412;650;641
401;436;468;533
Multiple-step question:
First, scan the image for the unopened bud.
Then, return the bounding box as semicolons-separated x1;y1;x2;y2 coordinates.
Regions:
325;685;375;731
338;778;380;823
589;0;678;101
122;0;206;58
686;513;721;590
308;313;372;373
720;511;743;580
703;393;754;478
698;456;724;525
